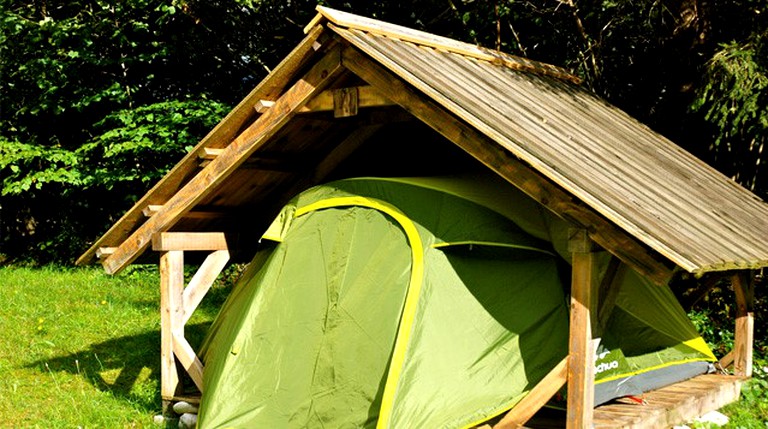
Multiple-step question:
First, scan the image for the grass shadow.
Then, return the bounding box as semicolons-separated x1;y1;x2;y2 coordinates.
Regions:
26;322;212;414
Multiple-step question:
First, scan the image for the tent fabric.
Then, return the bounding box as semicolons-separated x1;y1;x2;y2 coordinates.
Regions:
197;176;715;428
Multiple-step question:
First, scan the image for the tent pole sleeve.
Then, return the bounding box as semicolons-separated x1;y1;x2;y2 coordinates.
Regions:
567;229;597;429
160;250;184;413
732;271;754;377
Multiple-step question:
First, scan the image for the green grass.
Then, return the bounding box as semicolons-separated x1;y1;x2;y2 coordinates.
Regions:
0;266;766;428
0;266;225;428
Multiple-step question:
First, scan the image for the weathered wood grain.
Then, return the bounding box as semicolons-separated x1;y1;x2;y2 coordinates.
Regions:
566;230;597;429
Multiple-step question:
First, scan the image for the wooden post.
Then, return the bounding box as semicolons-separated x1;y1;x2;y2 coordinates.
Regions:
567;229;598;429
160;250;184;413
732;271;754;377
155;233;231;407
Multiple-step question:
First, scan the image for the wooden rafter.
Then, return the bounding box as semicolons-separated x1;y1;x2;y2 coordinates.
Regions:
340;45;674;285
100;46;344;274
76;24;328;267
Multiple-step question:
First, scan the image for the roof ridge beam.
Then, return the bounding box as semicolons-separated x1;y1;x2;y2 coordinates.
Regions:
100;46;344;274
315;6;581;84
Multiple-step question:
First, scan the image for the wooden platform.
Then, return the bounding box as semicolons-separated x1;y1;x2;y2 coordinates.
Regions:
591;374;745;428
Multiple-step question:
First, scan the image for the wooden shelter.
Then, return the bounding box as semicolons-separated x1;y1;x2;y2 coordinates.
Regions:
78;7;768;428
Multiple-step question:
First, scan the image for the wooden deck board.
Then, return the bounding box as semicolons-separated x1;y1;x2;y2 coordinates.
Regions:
591;374;744;428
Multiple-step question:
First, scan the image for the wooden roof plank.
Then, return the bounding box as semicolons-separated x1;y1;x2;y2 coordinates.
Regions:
76;25;328;266
340;44;674;285
100;46;344;274
340;29;705;272
317;6;581;84
334;25;768;273
409;44;729;266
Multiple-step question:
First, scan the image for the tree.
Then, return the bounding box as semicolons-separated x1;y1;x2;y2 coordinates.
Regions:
0;0;234;262
1;0;766;263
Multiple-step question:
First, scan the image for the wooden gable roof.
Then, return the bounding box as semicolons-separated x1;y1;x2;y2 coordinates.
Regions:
78;6;768;283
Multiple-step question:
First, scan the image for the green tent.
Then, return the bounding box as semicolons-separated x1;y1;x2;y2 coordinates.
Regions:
196;176;715;428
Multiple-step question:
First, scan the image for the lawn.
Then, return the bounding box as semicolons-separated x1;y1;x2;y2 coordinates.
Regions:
0;266;765;428
0;266;225;428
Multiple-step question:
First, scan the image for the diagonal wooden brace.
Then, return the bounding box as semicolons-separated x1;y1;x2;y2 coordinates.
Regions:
157;233;231;405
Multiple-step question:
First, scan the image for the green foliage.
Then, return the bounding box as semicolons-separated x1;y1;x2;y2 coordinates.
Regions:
1;0;767;263
0;139;82;194
720;377;768;427
688;274;767;364
691;37;768;192
0;0;237;262
78;99;229;190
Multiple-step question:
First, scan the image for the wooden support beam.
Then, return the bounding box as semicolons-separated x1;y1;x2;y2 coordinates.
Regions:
160;250;184;405
172;332;205;392
96;247;116;259
718;350;734;369
340;45;674;286
732;271;754;377
494;356;569;429
159;248;228;398
182;249;230;324
254;86;393;114
77;25;327;267
152;232;229;252
333;86;359;117
100;46;343;274
567;229;598;429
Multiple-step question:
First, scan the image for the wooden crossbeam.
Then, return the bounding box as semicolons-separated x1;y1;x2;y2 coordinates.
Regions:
254;86;393;114
172;332;205;391
340;45;674;286
152;232;229;252
101;46;343;274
